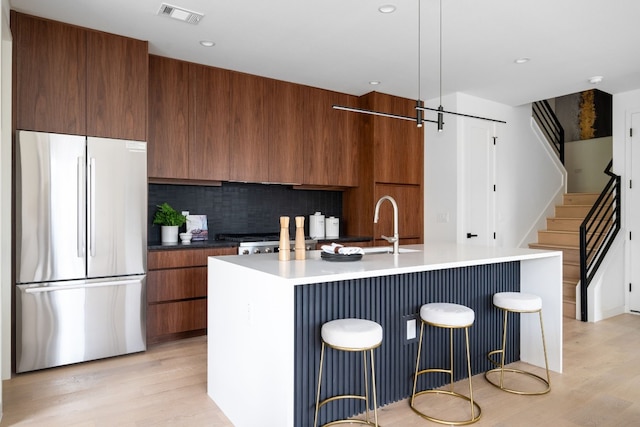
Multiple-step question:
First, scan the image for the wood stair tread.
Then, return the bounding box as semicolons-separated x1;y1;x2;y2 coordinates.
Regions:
529;242;579;250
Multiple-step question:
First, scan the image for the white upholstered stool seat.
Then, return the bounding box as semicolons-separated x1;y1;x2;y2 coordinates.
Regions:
321;318;383;350
485;291;551;395
493;292;542;312
420;302;475;327
314;318;383;427
411;303;481;425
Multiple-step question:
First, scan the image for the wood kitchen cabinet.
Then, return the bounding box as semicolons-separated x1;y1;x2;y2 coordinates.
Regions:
147;246;236;345
343;92;424;243
268;79;304;184
190;63;231;181
148;55;190;180
86;30;148;141
13;12;87;135
148;56;232;181
303;87;359;187
229;71;269;182
364;92;423;185
230;76;305;184
12;12;148;140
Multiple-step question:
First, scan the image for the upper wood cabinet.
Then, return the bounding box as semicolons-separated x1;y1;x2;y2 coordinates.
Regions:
148;57;231;181
342;92;424;242
13;12;87;135
303;87;359;187
148;55;190;180
190;64;231;181
229;71;269;182
12;12;147;140
362;92;423;185
86;30;148;141
268;79;304;184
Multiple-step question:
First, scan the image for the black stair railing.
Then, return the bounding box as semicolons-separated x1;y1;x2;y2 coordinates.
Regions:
532;100;565;164
579;160;621;321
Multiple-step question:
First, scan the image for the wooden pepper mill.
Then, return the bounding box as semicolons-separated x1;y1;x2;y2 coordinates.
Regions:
295;216;306;260
279;216;291;261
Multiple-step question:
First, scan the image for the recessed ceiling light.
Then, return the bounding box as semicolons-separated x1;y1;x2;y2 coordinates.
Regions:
514;57;530;64
588;76;604;84
200;40;215;47
378;4;396;13
369;81;381;85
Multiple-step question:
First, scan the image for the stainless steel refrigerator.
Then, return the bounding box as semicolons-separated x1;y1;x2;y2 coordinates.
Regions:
15;130;147;373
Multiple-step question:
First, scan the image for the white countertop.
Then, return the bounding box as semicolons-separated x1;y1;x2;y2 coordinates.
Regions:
210;243;561;285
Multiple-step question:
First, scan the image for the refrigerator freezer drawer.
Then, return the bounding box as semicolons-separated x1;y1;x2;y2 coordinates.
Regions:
16;276;146;373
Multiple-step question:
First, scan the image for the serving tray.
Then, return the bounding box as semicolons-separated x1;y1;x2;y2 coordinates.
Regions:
320;252;363;262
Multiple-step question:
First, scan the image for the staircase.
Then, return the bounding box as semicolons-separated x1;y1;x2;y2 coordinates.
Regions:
529;193;600;318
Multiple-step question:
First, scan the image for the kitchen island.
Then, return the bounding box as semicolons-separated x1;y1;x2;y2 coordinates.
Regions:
207;244;562;427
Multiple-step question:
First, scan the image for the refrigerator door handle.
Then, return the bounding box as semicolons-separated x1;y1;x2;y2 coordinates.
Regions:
88;157;96;257
77;157;85;258
24;279;143;293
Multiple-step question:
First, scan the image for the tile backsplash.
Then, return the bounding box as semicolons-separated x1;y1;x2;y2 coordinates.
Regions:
148;182;342;242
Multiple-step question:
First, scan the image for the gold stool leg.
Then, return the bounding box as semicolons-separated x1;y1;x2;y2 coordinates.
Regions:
410;322;481;425
411;321;426;406
464;327;477;421
361;351;370;424
369;348;379;427
314;343;380;427
485;308;551;395
314;342;326;427
539;310;551;388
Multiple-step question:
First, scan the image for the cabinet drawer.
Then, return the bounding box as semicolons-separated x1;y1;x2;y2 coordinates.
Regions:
148;246;236;269
147;299;207;337
147;267;206;302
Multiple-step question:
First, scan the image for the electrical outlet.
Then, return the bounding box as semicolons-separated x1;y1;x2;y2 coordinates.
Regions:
406;318;417;340
401;314;419;344
436;212;449;223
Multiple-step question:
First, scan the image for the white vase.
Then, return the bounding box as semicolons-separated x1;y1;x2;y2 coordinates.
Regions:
161;225;179;244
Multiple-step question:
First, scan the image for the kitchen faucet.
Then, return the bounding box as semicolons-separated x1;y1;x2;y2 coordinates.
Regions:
373;195;399;254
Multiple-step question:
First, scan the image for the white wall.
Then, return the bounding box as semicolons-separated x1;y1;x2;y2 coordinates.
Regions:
614;89;640;315
564;136;612;193
423;93;459;242
424;92;566;248
0;0;10;415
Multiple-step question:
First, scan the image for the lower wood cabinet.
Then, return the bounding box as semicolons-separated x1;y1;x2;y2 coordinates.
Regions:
147;246;236;345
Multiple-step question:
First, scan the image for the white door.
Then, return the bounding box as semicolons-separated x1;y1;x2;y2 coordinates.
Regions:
461;121;495;246
629;112;640;312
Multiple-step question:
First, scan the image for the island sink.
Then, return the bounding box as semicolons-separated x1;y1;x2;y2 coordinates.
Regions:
362;246;421;254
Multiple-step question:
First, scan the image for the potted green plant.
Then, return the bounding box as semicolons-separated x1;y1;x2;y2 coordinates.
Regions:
153;203;187;244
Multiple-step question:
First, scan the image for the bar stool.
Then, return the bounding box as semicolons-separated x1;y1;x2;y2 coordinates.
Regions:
485;291;551;395
314;318;383;427
411;303;481;425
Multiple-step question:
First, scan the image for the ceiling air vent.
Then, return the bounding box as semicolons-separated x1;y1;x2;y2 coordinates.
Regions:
157;3;204;24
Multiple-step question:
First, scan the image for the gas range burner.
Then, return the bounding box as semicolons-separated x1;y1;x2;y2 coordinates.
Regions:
218;232;317;255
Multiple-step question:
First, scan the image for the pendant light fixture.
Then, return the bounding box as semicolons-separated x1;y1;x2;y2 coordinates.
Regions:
333;0;506;129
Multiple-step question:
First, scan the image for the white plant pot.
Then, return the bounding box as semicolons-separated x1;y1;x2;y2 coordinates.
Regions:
161;225;179;243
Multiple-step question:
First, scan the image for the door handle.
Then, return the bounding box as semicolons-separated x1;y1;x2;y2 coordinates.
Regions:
466;233;478;238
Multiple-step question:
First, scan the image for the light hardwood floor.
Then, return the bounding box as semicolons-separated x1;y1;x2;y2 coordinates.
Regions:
2;314;640;426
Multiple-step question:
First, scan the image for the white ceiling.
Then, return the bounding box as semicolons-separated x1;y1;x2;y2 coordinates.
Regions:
9;0;640;108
